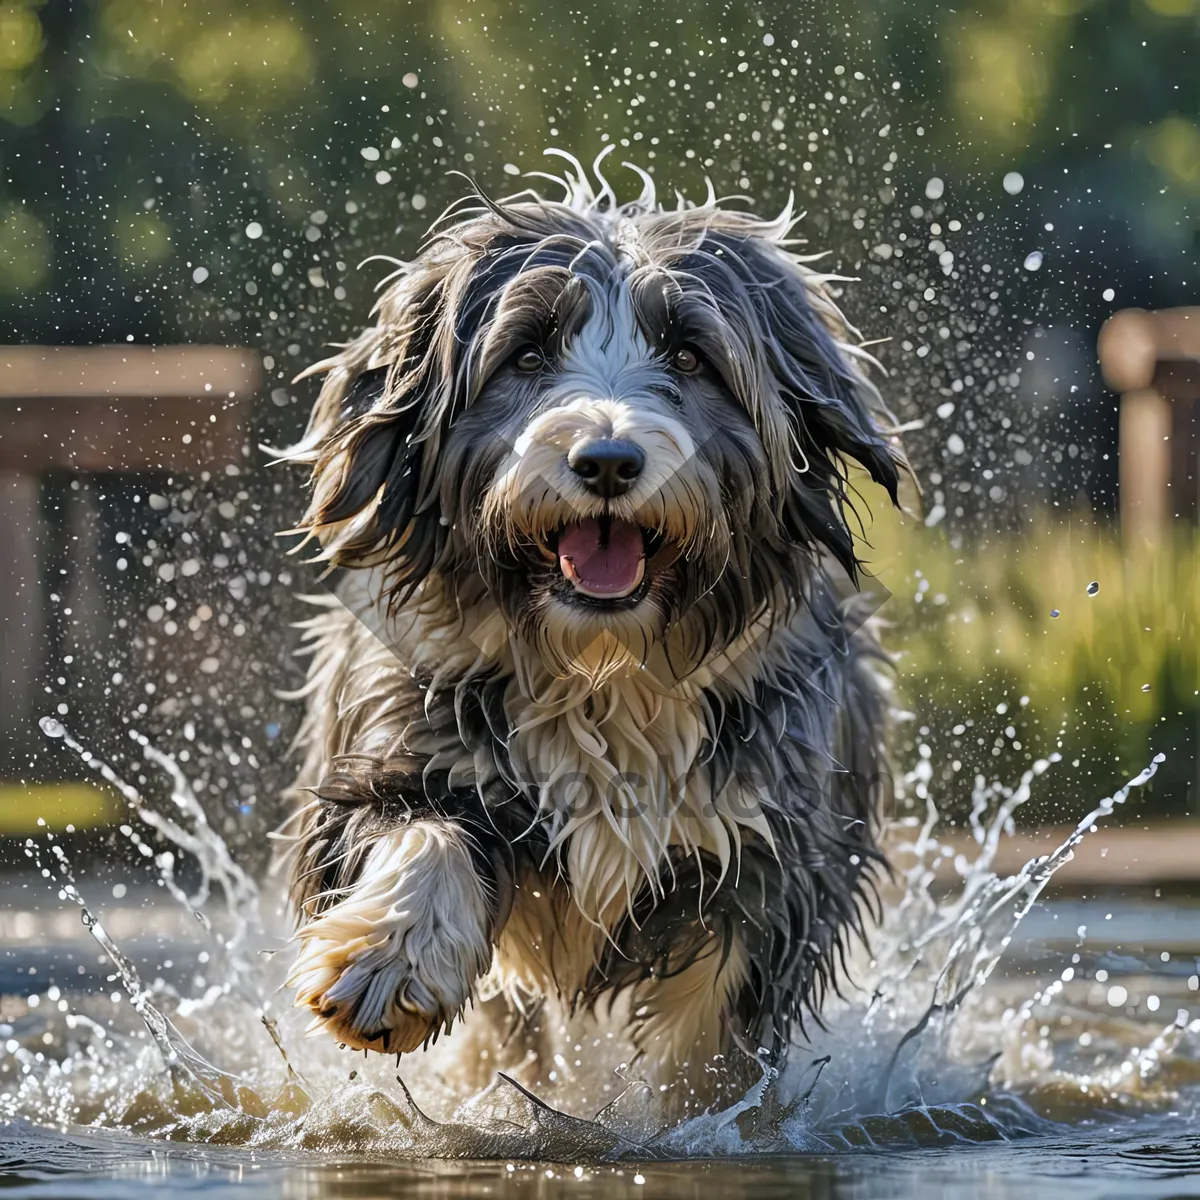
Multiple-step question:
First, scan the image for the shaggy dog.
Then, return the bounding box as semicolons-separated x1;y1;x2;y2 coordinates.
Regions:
279;152;903;1099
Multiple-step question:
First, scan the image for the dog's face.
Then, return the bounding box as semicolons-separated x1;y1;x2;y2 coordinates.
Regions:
448;264;780;677
289;167;901;680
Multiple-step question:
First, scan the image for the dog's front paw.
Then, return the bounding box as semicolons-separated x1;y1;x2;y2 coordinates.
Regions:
286;822;493;1055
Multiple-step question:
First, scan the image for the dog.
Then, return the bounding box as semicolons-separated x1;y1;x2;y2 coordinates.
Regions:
278;151;903;1103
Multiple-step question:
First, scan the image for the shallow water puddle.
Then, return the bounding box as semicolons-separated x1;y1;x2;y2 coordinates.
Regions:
2;731;1199;1197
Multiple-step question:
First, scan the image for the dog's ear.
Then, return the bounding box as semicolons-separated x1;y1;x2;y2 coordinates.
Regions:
283;258;466;599
708;232;903;578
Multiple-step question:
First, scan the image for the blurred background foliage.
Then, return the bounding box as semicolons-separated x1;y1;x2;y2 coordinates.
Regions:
870;512;1200;826
2;0;1196;346
0;0;1197;830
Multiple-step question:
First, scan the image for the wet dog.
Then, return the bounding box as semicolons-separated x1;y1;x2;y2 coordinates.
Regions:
278;152;903;1098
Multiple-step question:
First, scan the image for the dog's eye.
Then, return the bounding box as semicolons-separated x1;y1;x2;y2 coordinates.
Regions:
513;346;546;374
670;346;702;374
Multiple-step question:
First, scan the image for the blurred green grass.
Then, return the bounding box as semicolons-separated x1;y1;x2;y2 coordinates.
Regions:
871;509;1200;823
0;783;118;836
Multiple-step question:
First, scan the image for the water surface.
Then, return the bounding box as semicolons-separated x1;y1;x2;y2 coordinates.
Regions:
3;744;1199;1197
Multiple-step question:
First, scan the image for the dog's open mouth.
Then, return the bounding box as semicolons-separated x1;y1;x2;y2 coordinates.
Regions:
551;516;648;601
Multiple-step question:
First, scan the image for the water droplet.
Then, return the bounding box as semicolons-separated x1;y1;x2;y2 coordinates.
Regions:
1002;171;1024;195
1141;684;1151;693
1050;609;1060;618
1086;581;1099;596
1023;251;1044;272
924;176;945;200
1102;287;1115;302
39;716;65;739
192;266;209;284
245;221;263;240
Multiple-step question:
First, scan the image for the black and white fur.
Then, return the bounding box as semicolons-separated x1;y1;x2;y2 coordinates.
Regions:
279;151;903;1097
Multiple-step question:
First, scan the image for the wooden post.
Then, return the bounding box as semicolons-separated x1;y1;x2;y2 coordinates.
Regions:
1118;387;1173;544
1098;308;1200;545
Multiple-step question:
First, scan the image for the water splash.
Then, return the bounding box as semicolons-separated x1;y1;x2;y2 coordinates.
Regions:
0;723;1190;1161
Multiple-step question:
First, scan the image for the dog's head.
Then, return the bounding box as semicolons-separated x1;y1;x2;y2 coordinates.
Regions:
287;154;902;681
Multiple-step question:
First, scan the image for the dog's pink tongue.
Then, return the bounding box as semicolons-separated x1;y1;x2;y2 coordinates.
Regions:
558;519;644;595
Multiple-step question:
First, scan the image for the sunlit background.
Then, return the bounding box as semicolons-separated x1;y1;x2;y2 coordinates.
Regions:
0;0;1197;870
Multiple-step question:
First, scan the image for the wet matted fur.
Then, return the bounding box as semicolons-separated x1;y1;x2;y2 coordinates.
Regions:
277;151;905;1096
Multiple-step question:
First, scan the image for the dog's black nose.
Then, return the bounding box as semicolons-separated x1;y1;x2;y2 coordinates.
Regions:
567;439;645;497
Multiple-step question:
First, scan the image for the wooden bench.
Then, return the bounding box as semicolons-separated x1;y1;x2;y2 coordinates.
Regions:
0;345;261;471
0;346;262;818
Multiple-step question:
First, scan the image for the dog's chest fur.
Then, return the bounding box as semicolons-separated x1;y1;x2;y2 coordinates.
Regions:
301;579;772;961
505;664;761;926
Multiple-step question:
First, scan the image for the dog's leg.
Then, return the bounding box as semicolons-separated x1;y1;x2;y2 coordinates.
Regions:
631;932;750;1092
286;797;499;1055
